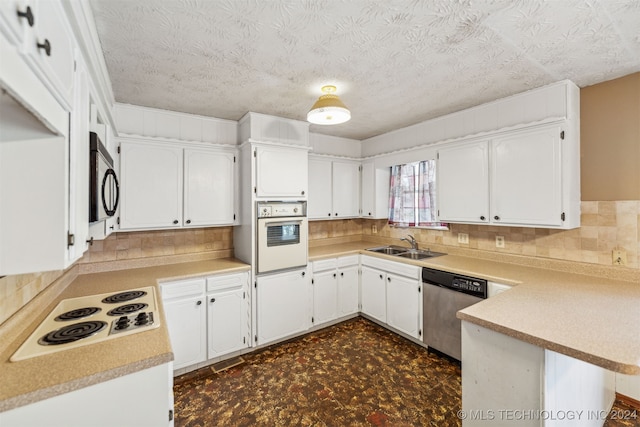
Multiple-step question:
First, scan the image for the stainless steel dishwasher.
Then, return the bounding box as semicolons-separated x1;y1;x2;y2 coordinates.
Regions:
422;267;487;361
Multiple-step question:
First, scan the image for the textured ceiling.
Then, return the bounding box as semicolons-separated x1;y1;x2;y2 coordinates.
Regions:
89;0;640;140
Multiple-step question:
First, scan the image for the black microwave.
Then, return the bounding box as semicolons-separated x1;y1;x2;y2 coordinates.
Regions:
89;132;119;223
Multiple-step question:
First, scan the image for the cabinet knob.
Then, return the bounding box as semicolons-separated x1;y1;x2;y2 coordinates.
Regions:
16;6;34;27
36;39;51;56
480;216;486;221
368;212;372;216
335;213;338;216
186;219;191;224
301;190;305;195
333;273;337;278
379;274;383;279
494;215;500;221
301;271;305;277
173;219;179;224
387;277;391;282
196;300;202;306
328;213;331;216
210;297;215;303
341;272;344;277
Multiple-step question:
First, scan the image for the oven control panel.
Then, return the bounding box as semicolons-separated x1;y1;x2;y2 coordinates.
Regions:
257;202;306;218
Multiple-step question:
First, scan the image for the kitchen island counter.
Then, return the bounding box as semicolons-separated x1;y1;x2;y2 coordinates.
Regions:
0;258;250;412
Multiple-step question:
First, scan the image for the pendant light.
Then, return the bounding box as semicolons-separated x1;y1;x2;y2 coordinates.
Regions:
307;85;351;125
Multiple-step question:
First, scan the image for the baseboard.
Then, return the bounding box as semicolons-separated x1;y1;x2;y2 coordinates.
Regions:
617;392;640;409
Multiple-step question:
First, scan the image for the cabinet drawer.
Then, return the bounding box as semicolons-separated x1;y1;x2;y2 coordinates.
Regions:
337;255;359;268
360;255;420;280
206;272;247;293
160;277;205;300
312;258;337;272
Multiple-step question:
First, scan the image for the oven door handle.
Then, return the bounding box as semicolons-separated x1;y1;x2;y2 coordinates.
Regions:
262;220;303;227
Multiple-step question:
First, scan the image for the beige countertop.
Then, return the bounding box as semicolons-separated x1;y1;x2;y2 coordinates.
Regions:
0;258;250;412
311;240;640;375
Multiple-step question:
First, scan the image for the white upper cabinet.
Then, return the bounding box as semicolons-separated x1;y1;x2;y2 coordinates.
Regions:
331;160;360;218
120;140;237;230
307;156;360;219
438;122;578;229
361;161;391;219
308;157;333;219
184;148;235;226
437;140;490;224
254;144;308;198
491;125;563;226
120;141;183;230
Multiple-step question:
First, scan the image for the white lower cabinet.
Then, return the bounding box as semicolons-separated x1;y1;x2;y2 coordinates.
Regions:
160;278;207;370
360;256;422;339
310;255;359;326
206;272;250;359
360;266;387;323
161;271;250;371
386;273;422;340
256;268;310;346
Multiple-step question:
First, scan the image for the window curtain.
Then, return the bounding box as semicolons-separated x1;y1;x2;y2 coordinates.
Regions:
388;163;417;226
417;160;438;226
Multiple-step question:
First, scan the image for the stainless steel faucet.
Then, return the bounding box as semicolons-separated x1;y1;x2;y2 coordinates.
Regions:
400;234;418;250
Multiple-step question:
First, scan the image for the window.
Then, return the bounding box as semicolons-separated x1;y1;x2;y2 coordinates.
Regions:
388;160;447;228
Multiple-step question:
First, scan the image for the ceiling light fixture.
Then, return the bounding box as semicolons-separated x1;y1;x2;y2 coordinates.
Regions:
307;85;351;125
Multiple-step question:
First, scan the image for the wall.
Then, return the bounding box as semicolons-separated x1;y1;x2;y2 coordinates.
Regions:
581;72;640;201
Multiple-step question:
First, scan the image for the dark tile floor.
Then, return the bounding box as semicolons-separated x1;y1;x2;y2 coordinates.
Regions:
174;318;638;427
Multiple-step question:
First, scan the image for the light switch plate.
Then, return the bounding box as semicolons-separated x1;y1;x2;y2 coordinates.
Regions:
495;236;505;248
458;233;469;244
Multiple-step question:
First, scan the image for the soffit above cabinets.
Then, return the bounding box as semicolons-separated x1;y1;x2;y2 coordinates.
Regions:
88;0;640;140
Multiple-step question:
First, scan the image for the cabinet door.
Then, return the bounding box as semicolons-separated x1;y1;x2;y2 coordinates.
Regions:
337;264;359;317
255;145;307;198
164;296;206;370
386;274;422;339
331;161;360;218
184;149;235;226
308;157;333;219
312;269;338;326
207;288;248;359
28;0;75;105
437;140;490;223
491;125;563;226
256;269;309;345
360;266;386;323
120;142;183;230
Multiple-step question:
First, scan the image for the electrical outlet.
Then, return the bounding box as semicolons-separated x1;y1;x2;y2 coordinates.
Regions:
495;236;505;248
458;233;469;244
372;225;377;234
612;249;627;266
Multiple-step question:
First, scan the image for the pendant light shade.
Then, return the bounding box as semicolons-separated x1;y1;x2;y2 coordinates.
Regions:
307;85;351;125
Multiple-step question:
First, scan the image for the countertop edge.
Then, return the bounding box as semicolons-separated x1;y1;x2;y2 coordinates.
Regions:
457;312;640;375
0;352;173;412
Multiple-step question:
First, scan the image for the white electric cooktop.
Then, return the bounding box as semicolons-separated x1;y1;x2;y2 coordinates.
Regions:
11;286;160;362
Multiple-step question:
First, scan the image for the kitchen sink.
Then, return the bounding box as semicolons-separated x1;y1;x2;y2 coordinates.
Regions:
396;250;445;260
366;245;408;255
365;246;446;259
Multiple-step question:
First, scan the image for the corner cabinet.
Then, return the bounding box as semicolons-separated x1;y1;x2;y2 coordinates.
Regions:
360;161;390;219
437;122;579;229
120;139;237;230
307;155;360;219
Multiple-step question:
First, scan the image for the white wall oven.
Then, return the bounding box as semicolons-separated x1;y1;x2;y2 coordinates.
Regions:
256;201;307;274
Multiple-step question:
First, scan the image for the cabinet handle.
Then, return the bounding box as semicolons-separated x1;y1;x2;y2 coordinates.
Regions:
196;300;202;306
301;190;305;195
494;215;500;221
210;297;215;303
341;272;344;277
379;274;383;279
387;277;391;282
86;237;94;246
301;271;305;277
480;216;486;221
328;213;331;216
186;219;191;224
17;6;34;27
368;212;372;216
173;219;179;224
36;39;51;56
335;213;338;216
